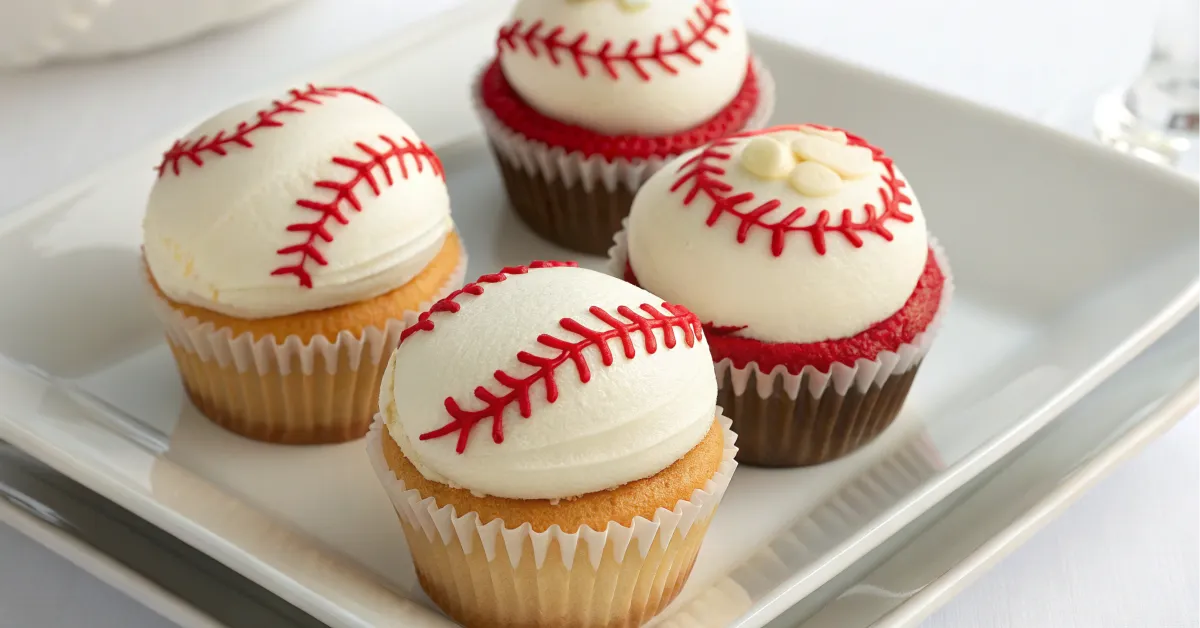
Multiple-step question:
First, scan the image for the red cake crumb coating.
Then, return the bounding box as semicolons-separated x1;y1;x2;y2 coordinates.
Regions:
480;59;762;162
625;248;946;374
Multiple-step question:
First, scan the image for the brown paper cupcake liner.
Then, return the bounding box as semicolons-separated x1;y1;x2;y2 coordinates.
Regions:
608;225;954;466
711;237;951;466
717;362;923;467
491;149;635;255
474;58;775;255
148;248;468;444
366;413;739;627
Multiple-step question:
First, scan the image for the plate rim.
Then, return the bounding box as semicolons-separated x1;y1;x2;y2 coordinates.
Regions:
4;340;1195;628
871;380;1199;628
727;289;1198;627
0;496;225;628
0;4;1197;627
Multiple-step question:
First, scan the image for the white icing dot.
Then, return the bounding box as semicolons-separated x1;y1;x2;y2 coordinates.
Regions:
789;161;842;197
740;136;796;180
797;124;849;144
790;134;874;178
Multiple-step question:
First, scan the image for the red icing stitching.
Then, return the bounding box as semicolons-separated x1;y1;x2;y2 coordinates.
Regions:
497;0;730;81
270;136;445;288
399;261;579;344
155;85;379;178
420;302;704;454
670;125;915;257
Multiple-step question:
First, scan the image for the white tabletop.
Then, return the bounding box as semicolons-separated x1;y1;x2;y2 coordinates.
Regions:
0;1;1196;627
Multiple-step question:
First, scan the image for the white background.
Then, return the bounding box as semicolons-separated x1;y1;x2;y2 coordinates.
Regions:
0;0;1196;626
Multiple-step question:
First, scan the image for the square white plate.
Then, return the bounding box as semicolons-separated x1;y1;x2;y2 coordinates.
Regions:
7;314;1200;628
0;3;1196;627
784;314;1199;627
2;316;1193;628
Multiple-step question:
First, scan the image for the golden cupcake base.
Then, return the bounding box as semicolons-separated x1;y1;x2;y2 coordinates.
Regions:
149;233;466;445
368;416;739;628
170;341;382;444
406;515;710;628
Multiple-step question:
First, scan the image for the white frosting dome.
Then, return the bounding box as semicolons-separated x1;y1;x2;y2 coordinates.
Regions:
143;85;453;319
627;125;929;344
497;0;749;135
380;264;717;500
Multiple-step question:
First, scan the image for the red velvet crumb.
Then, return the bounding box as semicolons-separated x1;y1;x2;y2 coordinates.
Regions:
624;249;946;374
479;59;762;162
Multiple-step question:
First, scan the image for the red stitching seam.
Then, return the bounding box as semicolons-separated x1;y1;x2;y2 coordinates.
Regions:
496;0;730;81
420;302;704;454
669;125;915;257
155;85;379;178
399;261;579;344
270;136;445;289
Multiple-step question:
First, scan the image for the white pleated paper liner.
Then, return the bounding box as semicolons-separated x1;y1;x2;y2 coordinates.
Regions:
472;56;776;194
607;222;956;400
145;246;468;376
365;411;740;571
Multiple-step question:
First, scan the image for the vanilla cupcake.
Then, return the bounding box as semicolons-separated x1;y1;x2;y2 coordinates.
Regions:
611;125;953;466
475;0;774;255
143;84;466;444
367;262;737;627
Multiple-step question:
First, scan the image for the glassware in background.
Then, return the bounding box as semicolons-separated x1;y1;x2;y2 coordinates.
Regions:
1093;0;1199;167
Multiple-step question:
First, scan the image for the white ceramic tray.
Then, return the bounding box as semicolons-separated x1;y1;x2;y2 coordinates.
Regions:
784;313;1200;627
0;449;227;628
0;3;1196;627
0;439;322;628
1;312;1194;628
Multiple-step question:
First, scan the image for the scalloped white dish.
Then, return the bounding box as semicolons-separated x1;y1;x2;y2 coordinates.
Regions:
0;3;1196;627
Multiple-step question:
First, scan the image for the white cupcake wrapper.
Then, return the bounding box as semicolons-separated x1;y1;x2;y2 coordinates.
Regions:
366;411;739;571
146;249;468;377
608;221;955;399
473;57;775;194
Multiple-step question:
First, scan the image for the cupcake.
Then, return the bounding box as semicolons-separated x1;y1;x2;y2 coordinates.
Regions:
367;261;738;627
143;84;466;444
611;125;953;466
474;0;775;255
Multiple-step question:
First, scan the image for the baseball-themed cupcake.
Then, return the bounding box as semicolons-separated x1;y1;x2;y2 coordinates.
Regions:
367;262;738;627
611;124;953;466
474;0;774;255
143;84;466;445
